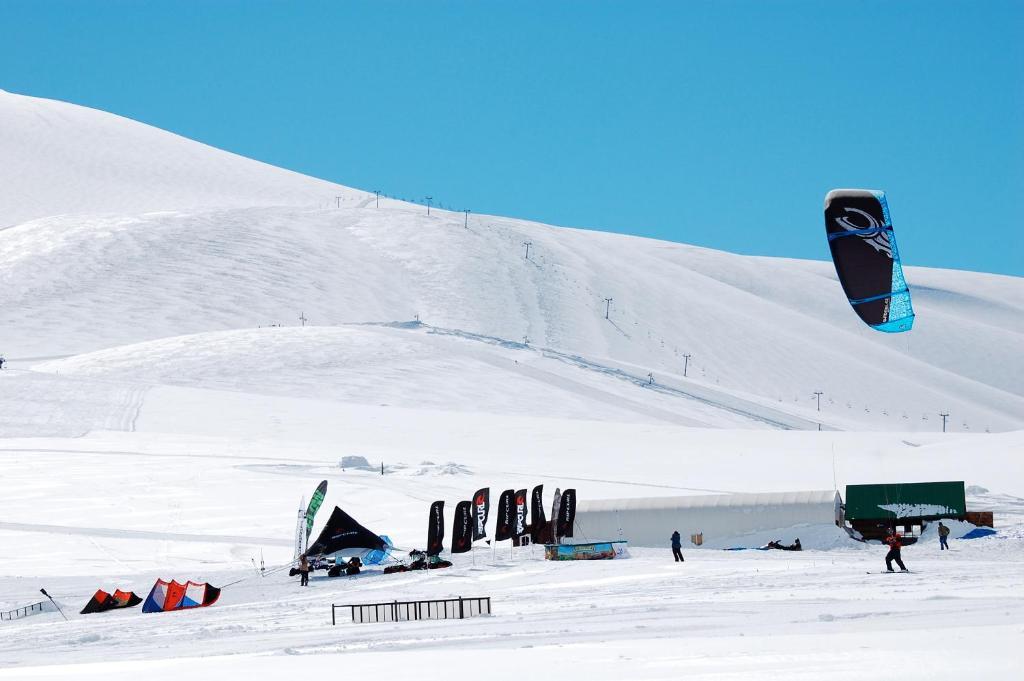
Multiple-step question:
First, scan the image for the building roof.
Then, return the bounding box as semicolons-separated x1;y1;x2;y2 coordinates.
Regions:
578;490;840;513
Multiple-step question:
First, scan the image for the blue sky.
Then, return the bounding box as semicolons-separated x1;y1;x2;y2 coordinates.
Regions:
2;1;1021;275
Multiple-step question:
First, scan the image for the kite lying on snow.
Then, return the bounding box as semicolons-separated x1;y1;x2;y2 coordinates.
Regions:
142;580;220;613
80;589;142;614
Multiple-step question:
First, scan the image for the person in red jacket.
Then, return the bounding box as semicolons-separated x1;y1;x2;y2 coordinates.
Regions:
884;531;908;572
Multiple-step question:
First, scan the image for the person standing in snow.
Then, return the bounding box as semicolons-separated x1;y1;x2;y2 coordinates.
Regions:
671;530;684;562
0;356;5;370
884;531;908;572
298;553;310;586
938;522;951;551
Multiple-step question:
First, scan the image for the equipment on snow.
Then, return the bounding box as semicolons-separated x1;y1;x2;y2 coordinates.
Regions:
307;506;387;559
39;588;68;621
142;580;220;613
80;589;142;614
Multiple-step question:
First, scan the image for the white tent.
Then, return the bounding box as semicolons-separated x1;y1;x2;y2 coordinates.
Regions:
574;490;841;548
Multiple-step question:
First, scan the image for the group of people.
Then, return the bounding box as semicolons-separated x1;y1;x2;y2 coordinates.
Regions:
295;553;362;585
670;521;954;571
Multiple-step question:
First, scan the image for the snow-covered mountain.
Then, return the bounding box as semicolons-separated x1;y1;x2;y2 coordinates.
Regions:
2;91;1022;681
1;92;1021;433
0;89;367;228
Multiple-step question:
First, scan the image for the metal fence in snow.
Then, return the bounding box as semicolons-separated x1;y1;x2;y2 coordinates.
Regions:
1;601;45;621
333;596;491;624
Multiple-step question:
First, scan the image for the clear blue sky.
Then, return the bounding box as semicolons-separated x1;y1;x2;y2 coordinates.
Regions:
2;1;1021;275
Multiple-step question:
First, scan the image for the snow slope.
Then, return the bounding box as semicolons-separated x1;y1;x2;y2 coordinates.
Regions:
1;91;1022;679
2;90;1022;432
2;202;1021;431
0;89;367;227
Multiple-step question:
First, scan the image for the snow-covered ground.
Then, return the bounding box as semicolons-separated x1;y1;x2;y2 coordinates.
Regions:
1;91;1022;679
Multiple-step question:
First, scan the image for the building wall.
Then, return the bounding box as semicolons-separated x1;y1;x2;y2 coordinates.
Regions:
574;491;840;548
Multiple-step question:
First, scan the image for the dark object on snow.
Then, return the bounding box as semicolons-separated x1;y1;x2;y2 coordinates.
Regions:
80;589;142;614
765;539;802;551
307;506;386;558
452;500;473;554
39;588;68;621
671;530;684;562
346;557;362;576
495;489;515;541
427;501;445;556
556;488;576;538
530;485;547;544
299;554;310;586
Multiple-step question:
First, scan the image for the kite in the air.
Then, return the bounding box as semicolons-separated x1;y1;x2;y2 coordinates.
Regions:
824;189;914;332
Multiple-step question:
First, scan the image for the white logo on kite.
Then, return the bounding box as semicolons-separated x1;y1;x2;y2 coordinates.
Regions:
835;207;892;258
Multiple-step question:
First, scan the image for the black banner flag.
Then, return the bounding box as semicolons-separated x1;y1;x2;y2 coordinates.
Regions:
427;500;445;556
472;488;490;541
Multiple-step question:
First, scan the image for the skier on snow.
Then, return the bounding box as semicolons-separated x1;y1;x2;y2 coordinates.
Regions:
884;531;908;572
671;530;684;562
938;522;950;551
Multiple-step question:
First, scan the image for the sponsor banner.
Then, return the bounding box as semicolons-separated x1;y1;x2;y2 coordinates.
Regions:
472;487;490;541
543;541;629;561
427;500;445;556
452;500;473;553
495;489;515;541
514;489;528;538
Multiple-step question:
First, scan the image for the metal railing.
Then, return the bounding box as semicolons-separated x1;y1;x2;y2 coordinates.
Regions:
1;601;45;621
333;596;491;625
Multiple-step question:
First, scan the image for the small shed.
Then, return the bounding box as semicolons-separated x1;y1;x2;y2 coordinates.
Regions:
574;490;841;548
845;481;967;540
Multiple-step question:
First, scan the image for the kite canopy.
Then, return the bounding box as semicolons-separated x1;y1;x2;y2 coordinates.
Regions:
80;589;142;615
142;580;220;613
364;535;394;565
824;189;914;332
307;506;387;558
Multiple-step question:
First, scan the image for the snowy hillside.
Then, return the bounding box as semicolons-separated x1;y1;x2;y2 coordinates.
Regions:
0;89;367;227
1;91;1022;681
2;201;1022;432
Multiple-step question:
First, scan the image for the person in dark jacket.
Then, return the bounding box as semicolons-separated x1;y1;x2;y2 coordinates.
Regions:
345;557;362;575
298;553;310;586
884;532;908;572
671;530;684;562
938;522;951;550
